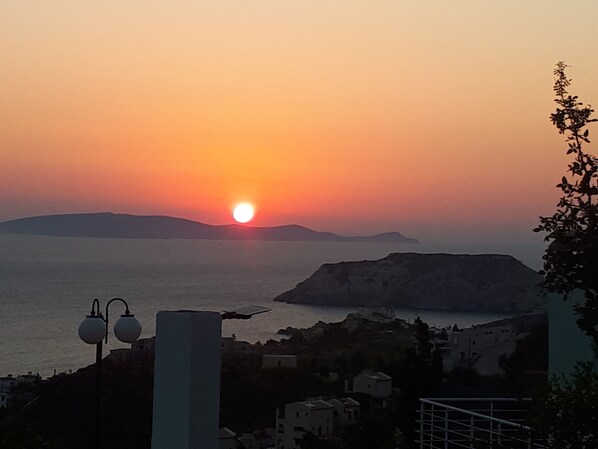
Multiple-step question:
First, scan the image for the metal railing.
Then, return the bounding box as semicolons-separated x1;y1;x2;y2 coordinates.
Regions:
417;398;547;449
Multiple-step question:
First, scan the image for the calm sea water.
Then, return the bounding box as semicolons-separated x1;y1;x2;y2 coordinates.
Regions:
0;234;544;377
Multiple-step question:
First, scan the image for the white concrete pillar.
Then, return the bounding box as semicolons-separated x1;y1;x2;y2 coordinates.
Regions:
151;311;222;449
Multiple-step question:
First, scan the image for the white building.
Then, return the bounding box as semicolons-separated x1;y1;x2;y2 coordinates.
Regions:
0;372;38;407
275;400;335;449
446;323;518;375
450;323;515;360
275;397;360;449
0;375;17;393
0;392;14;409
328;397;360;427
345;372;392;399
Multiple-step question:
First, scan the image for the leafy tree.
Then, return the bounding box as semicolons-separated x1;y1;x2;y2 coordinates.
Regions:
532;62;598;449
534;61;598;348
394;317;443;448
532;362;598;449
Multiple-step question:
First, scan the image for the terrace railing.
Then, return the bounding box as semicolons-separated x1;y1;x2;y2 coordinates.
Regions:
417;398;548;449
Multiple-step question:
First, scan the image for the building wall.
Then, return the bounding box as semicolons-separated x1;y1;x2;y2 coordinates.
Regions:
329;398;360;427
450;324;514;359
0;393;13;408
0;376;17;393
352;373;392;399
276;402;334;449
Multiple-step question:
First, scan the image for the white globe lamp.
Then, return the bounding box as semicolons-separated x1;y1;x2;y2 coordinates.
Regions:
78;315;107;344
114;313;142;343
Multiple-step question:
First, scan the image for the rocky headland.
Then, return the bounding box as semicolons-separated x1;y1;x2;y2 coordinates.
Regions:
274;252;545;313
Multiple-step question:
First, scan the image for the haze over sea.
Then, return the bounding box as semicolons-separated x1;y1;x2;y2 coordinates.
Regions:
0;234;545;377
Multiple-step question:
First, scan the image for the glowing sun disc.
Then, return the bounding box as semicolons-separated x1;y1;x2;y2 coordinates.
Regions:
233;203;255;223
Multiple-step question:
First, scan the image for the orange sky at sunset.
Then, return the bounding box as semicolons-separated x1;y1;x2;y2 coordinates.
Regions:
1;1;598;241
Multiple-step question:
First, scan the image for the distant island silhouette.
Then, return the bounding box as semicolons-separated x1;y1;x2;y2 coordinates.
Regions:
0;212;419;243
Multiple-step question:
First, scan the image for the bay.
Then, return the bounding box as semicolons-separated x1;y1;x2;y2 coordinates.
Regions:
0;234;542;377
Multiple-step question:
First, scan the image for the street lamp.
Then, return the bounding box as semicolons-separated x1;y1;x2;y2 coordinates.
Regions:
78;298;142;449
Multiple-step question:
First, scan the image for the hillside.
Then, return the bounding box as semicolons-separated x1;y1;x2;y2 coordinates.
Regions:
0;212;418;243
274;252;545;313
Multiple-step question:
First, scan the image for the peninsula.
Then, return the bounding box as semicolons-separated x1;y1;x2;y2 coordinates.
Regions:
0;213;418;243
274;252;545;313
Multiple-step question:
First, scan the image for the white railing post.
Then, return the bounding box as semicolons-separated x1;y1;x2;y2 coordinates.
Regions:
430;403;434;447
419;400;424;449
469;416;474;449
444;408;448;449
527;430;532;449
489;400;494;444
497;422;502;446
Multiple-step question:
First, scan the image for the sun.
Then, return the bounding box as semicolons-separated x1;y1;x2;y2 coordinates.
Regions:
232;203;255;224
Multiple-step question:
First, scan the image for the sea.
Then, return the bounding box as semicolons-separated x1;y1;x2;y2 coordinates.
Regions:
0;234;545;378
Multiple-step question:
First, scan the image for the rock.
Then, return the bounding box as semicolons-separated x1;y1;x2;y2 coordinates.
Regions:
274;253;545;313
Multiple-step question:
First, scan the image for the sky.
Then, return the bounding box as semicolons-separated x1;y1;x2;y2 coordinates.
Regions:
1;1;598;243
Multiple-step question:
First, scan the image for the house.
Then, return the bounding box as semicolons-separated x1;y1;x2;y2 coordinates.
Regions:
262;355;297;369
450;323;515;360
345;371;392;399
275;400;335;449
446;323;518;375
328;397;360;427
15;372;39;386
0;375;17;393
0;371;41;393
0;392;14;409
0;372;39;406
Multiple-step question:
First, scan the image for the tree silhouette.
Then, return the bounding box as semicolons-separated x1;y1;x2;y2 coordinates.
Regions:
535;61;598;349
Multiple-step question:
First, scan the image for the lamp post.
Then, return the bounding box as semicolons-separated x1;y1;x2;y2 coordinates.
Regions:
78;298;142;449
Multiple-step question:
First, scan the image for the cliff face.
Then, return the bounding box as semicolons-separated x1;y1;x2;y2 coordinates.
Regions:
274;253;546;313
